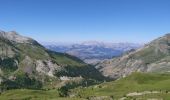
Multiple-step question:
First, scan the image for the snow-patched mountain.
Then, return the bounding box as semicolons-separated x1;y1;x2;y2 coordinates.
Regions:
43;41;142;64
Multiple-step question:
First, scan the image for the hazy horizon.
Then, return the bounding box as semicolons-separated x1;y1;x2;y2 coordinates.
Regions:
40;40;146;45
0;0;170;43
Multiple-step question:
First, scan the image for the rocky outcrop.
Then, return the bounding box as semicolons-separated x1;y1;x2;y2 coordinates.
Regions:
0;31;33;43
36;60;62;77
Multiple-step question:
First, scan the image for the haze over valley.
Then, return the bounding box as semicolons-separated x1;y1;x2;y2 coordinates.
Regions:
44;42;142;64
0;0;170;100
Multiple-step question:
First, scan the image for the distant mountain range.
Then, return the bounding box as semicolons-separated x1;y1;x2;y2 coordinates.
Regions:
43;41;142;64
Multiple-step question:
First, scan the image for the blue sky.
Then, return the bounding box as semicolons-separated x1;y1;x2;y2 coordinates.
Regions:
0;0;170;43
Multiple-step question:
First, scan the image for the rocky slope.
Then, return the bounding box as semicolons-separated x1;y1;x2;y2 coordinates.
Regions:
96;33;170;79
44;41;141;64
0;31;106;90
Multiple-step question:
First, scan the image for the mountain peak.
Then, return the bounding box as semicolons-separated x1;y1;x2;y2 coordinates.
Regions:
165;33;170;36
164;33;170;40
0;30;33;43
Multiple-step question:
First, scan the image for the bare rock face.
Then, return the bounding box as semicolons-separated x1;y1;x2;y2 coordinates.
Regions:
96;33;170;79
0;44;16;58
36;60;62;77
96;51;147;79
0;31;33;43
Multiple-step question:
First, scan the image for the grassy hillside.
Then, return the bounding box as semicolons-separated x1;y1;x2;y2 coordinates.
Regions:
0;89;83;100
2;73;170;100
47;51;86;67
69;72;170;99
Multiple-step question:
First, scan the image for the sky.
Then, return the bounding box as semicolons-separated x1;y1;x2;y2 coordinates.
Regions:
0;0;170;43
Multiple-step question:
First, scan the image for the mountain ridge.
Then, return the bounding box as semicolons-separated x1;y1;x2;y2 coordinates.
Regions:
0;30;35;44
96;33;170;79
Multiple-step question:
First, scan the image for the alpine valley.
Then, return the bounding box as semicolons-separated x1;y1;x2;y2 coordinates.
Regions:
1;31;170;100
44;42;141;64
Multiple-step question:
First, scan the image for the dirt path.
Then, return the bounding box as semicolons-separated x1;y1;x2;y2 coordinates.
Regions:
119;91;169;100
126;91;160;96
